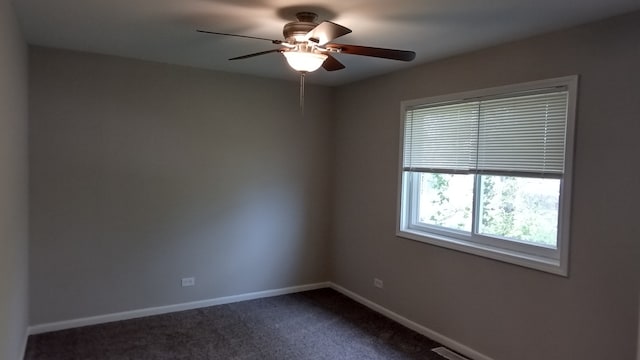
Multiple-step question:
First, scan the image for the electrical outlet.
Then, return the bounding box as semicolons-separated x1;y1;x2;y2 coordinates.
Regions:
181;277;195;287
373;278;384;289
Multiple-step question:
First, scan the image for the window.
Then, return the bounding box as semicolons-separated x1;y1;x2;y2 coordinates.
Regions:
397;76;577;275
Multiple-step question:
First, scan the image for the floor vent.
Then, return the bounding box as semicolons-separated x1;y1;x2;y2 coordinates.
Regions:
432;346;470;360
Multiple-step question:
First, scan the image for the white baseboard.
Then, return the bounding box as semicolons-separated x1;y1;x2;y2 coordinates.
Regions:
328;282;494;360
28;282;330;335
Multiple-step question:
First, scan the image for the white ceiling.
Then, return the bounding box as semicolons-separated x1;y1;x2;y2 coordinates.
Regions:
13;0;640;86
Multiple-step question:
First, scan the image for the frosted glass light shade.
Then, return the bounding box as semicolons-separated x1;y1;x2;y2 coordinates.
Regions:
283;51;328;72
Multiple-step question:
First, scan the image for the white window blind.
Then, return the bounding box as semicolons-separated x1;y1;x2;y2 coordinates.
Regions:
403;88;569;177
403;102;478;173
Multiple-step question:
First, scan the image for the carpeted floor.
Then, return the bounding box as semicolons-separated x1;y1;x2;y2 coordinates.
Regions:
25;288;449;360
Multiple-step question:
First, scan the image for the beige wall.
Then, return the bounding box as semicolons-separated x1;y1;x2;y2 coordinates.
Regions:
28;47;334;324
332;11;640;360
0;0;29;359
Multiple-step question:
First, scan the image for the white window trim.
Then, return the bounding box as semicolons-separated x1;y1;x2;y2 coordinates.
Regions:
396;76;578;276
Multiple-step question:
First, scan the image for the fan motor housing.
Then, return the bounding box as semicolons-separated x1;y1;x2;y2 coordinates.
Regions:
283;12;318;42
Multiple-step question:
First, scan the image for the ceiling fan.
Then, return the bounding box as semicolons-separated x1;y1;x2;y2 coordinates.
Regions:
197;11;416;74
197;12;415;112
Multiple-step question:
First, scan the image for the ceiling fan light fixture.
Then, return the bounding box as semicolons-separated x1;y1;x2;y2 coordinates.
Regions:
282;51;328;72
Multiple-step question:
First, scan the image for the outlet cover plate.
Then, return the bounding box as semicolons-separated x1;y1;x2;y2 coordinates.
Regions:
181;277;195;287
374;278;384;288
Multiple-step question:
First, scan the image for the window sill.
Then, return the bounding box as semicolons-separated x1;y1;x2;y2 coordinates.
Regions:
397;228;568;276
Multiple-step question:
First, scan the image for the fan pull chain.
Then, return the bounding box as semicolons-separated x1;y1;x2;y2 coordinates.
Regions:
299;72;306;115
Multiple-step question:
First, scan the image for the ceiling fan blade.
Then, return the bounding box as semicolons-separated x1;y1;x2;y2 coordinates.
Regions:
322;54;346;71
197;30;283;45
327;43;416;61
305;21;352;45
229;49;282;60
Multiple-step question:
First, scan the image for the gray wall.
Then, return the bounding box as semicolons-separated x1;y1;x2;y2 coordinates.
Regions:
332;11;640;360
0;0;29;359
26;9;640;360
28;47;334;324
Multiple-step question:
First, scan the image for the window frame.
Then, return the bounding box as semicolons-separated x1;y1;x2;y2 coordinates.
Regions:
396;76;578;276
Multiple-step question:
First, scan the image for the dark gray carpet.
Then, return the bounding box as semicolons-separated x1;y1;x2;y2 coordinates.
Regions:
25;288;448;360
